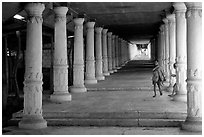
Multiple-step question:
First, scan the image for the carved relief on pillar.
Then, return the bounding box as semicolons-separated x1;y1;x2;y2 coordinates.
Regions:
176;56;186;63
85;61;95;77
86;56;95;61
53;66;68;91
186;9;202;19
54;58;68;65
55;16;66;22
73;64;84;86
188;69;202;79
27;16;43;24
187;82;201;118
23;81;43;115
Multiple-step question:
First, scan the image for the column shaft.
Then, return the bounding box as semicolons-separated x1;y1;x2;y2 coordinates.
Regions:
84;22;97;84
107;32;114;73
95;27;105;80
181;2;202;132
70;18;87;93
167;14;176;92
102;29;110;76
173;2;187;102
19;3;47;129
115;36;119;69
50;7;71;102
163;18;170;83
112;35;116;71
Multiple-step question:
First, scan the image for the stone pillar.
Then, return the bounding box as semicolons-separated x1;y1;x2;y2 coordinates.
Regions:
95;27;105;80
166;14;176;92
19;3;47;129
117;38;121;67
118;38;121;69
121;40;125;65
173;2;187;102
115;36;119;69
102;29;110;76
125;41;129;63
163;18;170;84
50;7;71;103
84;22;97;84
112;35;116;72
70;18;87;93
160;25;165;69
181;2;202;132
107;32;114;73
157;31;162;66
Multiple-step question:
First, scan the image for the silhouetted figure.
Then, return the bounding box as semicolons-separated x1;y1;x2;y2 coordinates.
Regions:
152;61;165;97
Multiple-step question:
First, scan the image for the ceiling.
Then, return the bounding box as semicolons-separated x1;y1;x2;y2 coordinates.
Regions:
2;2;173;43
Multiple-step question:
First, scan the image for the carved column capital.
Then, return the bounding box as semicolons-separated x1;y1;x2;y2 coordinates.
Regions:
107;32;112;37
74;18;84;26
25;3;45;23
95;27;103;33
185;2;202;18
86;21;95;28
54;7;68;22
102;29;108;34
24;3;45;16
173;2;187;12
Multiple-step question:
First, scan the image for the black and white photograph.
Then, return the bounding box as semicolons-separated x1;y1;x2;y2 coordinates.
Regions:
1;1;202;135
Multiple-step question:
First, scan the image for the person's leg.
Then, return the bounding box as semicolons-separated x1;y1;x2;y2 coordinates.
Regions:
153;83;156;97
157;82;162;96
168;83;176;97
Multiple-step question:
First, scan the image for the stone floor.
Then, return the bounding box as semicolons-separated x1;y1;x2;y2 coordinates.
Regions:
3;60;200;135
3;126;201;135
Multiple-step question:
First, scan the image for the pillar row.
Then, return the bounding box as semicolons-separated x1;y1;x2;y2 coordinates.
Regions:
102;29;110;76
84;22;97;84
50;7;71;103
70;18;87;93
19;3;47;129
95;27;105;80
173;2;187;102
181;2;202;132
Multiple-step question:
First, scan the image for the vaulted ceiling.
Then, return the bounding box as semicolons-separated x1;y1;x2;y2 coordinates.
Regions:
2;2;173;43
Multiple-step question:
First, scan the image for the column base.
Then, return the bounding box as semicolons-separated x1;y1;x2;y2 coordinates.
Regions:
19;115;47;129
172;94;187;102
85;79;97;84
96;75;105;80
113;69;117;72
103;72;110;76
70;86;87;93
109;70;114;73
50;92;72;103
181;118;202;132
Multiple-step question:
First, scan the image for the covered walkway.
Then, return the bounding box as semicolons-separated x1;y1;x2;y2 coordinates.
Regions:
10;60;187;128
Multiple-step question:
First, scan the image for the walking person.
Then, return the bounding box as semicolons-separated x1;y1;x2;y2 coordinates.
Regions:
168;63;177;97
152;61;165;97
